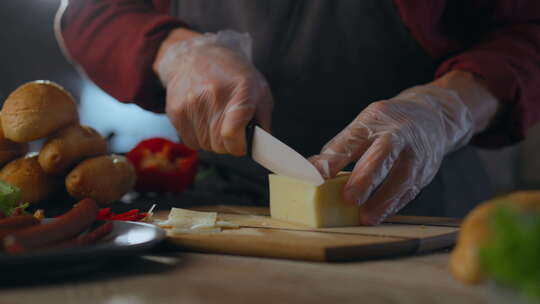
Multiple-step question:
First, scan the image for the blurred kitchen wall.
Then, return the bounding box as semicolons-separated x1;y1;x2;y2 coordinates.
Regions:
0;0;81;101
0;0;537;193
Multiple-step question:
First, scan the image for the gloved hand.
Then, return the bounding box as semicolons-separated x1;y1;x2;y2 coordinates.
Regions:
156;30;274;156
309;84;474;225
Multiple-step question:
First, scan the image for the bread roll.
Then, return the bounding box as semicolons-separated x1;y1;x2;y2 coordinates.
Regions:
0;155;60;204
0;113;28;166
39;124;108;175
1;80;78;142
66;154;136;205
449;191;540;284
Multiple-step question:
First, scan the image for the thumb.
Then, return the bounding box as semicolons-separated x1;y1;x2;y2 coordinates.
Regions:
308;123;371;179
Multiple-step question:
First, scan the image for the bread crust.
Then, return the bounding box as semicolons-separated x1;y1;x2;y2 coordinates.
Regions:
0;115;29;166
449;191;540;284
65;155;136;205
1;81;78;142
0;155;60;204
39;124;108;175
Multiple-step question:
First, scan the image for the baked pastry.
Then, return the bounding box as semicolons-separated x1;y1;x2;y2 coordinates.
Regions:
0;114;28;166
65;154;136;205
450;191;540;284
1;80;78;142
39;124;108;175
0;155;60;204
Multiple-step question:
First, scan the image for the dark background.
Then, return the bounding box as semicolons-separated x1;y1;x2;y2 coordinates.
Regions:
0;0;81;102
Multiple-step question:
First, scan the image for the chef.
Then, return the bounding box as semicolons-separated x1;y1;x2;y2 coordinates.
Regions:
57;0;540;224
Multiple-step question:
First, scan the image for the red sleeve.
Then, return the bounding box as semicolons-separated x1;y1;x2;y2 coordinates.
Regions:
396;0;540;148
60;0;183;113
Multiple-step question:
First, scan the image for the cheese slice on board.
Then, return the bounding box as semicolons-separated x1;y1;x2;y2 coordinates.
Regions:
158;207;239;234
269;172;360;227
161;208;218;229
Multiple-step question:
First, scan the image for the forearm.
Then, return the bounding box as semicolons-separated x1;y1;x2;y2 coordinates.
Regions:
435;22;540;147
432;70;500;135
60;0;185;112
152;28;202;76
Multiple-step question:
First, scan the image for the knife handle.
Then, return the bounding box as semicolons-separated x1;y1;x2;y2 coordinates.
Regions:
245;120;257;157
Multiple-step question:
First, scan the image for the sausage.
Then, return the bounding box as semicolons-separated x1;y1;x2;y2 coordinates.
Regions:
76;222;113;245
0;215;40;230
0;215;40;241
43;222;113;251
3;198;99;253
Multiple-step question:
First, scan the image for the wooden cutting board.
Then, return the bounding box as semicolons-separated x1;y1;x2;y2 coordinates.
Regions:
155;205;460;262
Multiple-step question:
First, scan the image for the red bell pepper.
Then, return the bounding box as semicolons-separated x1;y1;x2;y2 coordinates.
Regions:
126;138;198;193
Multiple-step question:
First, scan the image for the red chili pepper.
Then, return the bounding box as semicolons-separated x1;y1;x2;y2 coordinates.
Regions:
126;138;198;193
96;208;149;222
98;208;112;218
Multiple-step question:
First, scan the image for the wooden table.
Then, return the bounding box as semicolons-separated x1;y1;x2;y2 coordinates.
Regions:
0;249;488;304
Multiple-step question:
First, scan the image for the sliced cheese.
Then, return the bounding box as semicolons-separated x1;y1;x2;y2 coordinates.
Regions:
161;208;218;229
159;207;239;234
269;172;360;227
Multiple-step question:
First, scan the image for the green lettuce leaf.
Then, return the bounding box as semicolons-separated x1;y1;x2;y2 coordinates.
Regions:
0;180;27;217
480;206;540;300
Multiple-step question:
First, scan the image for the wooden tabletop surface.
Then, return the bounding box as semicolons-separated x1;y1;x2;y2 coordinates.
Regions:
0;249;488;304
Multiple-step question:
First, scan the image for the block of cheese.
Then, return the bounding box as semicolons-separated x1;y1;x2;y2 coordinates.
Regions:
269;172;360;227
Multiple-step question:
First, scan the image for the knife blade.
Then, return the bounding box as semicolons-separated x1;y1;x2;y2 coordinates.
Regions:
246;121;324;186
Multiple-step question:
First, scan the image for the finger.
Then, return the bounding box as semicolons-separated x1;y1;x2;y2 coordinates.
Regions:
193;85;220;152
175;116;200;150
308;122;372;179
344;134;404;206
361;186;419;226
221;81;257;156
392;187;420;218
209;112;227;154
166;96;201;150
254;84;274;132
357;150;420;226
191;84;228;153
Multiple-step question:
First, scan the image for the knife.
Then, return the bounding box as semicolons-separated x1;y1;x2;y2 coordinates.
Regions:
246;121;324;186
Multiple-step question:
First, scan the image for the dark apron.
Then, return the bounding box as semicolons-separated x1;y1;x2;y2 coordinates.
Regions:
171;0;493;217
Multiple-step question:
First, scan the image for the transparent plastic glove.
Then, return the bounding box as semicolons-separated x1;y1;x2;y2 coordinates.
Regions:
156;30;274;156
309;84;474;225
